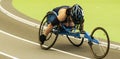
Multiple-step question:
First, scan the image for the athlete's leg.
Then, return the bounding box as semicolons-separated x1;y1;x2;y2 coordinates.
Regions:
43;23;53;36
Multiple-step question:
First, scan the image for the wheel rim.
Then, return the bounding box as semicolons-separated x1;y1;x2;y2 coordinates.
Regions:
67;35;84;47
90;27;110;58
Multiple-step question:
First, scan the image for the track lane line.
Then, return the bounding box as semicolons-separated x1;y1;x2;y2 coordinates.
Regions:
0;51;18;59
0;30;90;59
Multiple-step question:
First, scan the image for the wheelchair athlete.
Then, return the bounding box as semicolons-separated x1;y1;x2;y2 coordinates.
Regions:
40;4;85;44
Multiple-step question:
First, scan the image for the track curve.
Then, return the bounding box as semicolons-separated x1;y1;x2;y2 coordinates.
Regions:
0;0;120;59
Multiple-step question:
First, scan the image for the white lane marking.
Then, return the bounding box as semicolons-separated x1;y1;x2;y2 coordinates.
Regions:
0;30;90;59
0;0;120;50
0;5;40;28
0;51;18;59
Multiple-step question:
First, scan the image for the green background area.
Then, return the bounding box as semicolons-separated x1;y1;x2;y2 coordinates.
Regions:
12;0;120;43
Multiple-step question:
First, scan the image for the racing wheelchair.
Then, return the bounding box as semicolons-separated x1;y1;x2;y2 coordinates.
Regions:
39;11;110;59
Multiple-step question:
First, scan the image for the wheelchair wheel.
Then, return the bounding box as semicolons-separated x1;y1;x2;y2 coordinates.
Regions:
67;25;84;47
67;36;84;47
39;13;58;50
90;27;110;59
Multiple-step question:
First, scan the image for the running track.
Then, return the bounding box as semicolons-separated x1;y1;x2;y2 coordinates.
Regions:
0;0;120;59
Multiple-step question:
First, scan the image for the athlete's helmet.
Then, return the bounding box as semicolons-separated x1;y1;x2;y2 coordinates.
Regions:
70;4;84;24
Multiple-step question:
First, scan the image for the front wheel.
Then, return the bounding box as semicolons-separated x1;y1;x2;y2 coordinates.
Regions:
90;27;110;59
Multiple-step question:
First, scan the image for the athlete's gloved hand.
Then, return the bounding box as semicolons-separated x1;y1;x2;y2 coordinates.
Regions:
39;34;46;45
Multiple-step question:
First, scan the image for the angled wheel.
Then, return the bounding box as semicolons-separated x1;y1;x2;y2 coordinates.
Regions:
39;13;58;50
66;25;84;47
90;27;110;59
67;36;84;47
